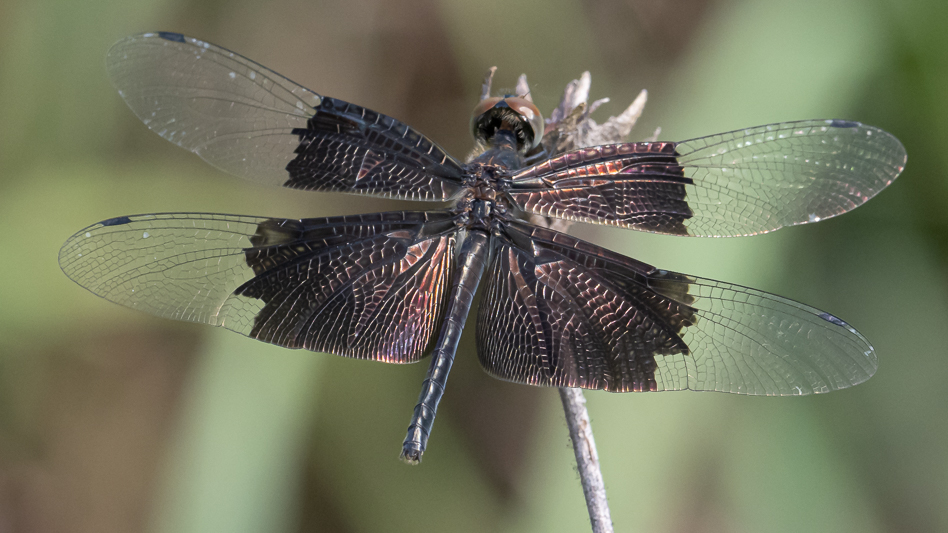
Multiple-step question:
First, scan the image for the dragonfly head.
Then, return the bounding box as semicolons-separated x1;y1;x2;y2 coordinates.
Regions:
470;96;544;152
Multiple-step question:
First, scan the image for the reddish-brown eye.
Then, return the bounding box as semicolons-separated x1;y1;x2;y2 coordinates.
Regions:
470;96;545;149
472;97;504;120
503;97;544;147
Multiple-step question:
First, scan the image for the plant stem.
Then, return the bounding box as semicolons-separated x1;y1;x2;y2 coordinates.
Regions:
490;69;650;532
559;387;614;533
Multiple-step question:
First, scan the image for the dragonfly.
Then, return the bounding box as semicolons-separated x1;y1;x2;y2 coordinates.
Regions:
60;32;906;464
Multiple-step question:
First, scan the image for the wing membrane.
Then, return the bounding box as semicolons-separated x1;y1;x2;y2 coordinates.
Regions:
107;32;465;200
476;220;876;394
506;119;906;236
60;211;459;362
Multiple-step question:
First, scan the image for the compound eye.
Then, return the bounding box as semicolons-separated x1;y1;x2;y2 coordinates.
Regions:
503;97;544;148
471;97;504;122
470;95;545;149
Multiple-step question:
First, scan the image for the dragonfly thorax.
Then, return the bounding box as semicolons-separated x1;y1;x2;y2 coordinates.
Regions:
472;198;494;222
454;184;506;229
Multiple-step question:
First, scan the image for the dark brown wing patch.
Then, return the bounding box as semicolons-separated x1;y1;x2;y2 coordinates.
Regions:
107;33;466;202
506;142;693;235
59;211;459;364
235;211;458;361
475;220;877;395
285;97;466;200
506;120;906;237
477;221;696;392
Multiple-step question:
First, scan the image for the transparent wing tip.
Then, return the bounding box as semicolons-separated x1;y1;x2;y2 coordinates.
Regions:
814;311;878;389
825;118;908;173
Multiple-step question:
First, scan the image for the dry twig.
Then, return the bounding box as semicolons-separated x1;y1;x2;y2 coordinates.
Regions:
518;70;649;533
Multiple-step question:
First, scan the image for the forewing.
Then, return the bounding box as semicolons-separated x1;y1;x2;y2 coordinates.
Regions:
476;221;876;394
60;211;459;362
506;119;906;236
107;32;465;200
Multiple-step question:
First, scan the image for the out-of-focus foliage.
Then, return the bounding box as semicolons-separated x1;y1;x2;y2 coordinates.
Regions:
0;0;945;531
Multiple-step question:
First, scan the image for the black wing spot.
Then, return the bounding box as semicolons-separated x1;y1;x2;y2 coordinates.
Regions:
829;119;859;129
101;216;132;227
819;312;847;327
157;32;186;42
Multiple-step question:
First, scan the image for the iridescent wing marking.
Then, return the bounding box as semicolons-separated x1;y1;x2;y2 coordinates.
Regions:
476;220;876;394
506;119;906;236
107;32;465;201
59;211;459;363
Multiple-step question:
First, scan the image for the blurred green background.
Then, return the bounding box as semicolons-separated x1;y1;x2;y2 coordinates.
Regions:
1;0;945;531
